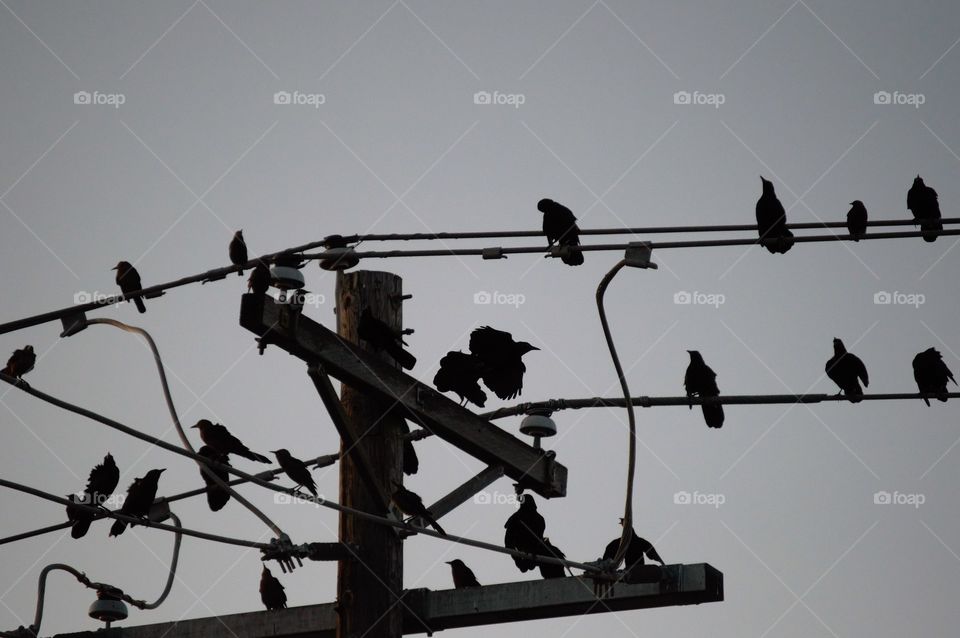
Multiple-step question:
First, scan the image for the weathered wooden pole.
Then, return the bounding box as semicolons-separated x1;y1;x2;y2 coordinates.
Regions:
335;271;405;638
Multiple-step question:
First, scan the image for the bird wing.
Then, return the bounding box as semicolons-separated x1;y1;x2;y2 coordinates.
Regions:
469;326;514;359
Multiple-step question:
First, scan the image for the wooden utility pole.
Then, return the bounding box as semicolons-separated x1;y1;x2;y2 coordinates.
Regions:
335;271;405;638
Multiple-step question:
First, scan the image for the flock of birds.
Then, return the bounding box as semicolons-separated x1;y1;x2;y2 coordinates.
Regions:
0;175;952;610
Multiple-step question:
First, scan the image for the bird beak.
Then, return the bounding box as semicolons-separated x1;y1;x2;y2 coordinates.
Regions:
158;469;167;474
445;561;452;565
111;266;117;270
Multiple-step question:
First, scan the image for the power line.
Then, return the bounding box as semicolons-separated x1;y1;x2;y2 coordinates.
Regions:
0;454;339;547
299;228;960;262
0;373;607;575
335;217;960;243
1;221;954;337
478;392;960;420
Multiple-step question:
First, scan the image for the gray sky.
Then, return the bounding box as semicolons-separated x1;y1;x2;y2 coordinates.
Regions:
2;1;960;636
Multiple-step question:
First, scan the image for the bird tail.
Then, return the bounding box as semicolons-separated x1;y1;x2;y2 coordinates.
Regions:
845;384;864;403
207;488;230;512
426;516;446;536
109;520;127;536
702;403;724;428
922;395;931;407
386;344;417;370
921;218;942;243
71;519;92;539
560;237;584;266
243;451;271;463
134;297;147;313
403;440;419;475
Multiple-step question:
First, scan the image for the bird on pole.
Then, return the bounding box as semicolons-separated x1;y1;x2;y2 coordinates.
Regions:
109;468;165;537
66;453;120;538
112;261;146;313
390;481;445;535
191;419;270;463
197;445;231;512
260;566;287;610
446;559;480;588
825;338;869;402
272;449;318;497
229;230;248;276
3;345;35;382
684;350;724;428
504;494;546;572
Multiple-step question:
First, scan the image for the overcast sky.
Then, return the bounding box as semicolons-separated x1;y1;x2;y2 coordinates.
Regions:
2;1;960;637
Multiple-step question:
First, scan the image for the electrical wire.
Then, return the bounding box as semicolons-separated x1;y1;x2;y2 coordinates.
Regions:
334;216;960;242
478;392;960;420
0;374;605;574
6;511;184;638
0;454;339;547
86;318;284;539
0;478;267;549
595;260;636;570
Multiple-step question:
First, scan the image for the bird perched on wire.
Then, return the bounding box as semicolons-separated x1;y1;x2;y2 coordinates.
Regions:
446;559;480;588
537;537;567;579
247;260;271;295
260;566;287;610
907;175;942;242
390;481;445;535
538;198;584;266
684;351;724;428
109;468;165;537
469;326;539;401
197;445;231;512
66;453;120;538
272;449;317;497
229;230;248;276
433;350;487;407
3;345;35;382
358;308;416;370
913;347;956;405
756;177;794;254
602;520;664;570
846;201;868;241
504;494;546;573
191;419;270;463
825;338;869;403
112;261;146;313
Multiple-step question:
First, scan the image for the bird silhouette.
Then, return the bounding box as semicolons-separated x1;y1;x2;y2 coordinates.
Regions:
538;198;584;266
756;177;794;254
825;338;869;402
684;351;724;428
446;559;480;588
191;419;270;463
66;453;120;538
229;230;248;276
846;201;868;241
469;326;539;400
3;345;35;381
399;421;419;476
197;445;231;512
391;481;445;535
358;308;416;370
602;521;664;570
272;449;317;497
504;494;546;573
913;347;956;405
109;468;164;537
247;260;271;295
907;175;942;242
433;351;487;407
260;566;287;610
112;261;146;313
537;537;567;579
